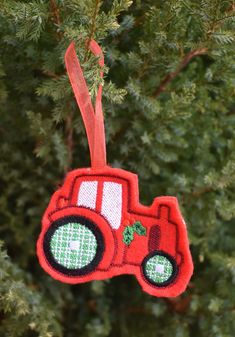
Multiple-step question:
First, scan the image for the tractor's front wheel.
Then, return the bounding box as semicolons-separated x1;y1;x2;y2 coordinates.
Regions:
43;215;104;276
142;251;178;287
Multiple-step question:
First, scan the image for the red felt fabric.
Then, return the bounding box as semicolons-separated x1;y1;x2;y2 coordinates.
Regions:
37;166;193;297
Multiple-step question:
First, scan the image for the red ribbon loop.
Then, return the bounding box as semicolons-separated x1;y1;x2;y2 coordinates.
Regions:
64;40;106;168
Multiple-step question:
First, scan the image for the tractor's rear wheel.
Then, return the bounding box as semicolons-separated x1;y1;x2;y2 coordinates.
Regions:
43;215;104;276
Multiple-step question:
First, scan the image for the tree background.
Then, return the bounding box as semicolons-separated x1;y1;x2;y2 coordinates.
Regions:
0;0;235;336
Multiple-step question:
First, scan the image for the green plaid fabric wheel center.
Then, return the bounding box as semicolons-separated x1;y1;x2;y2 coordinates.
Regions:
145;254;173;284
50;222;97;269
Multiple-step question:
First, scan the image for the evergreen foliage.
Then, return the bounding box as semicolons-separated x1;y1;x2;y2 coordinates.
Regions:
0;0;235;336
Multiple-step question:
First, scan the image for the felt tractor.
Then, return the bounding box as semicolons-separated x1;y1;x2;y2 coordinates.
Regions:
37;166;193;297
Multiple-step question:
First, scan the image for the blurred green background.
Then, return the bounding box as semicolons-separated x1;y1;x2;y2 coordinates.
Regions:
0;1;235;336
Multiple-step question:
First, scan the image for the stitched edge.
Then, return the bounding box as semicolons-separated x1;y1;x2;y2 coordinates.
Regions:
47;204;183;285
46;171;187;287
51;173;181;268
43;215;104;276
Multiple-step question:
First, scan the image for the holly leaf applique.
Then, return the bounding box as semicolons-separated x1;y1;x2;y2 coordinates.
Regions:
133;221;146;236
123;221;146;245
123;226;134;245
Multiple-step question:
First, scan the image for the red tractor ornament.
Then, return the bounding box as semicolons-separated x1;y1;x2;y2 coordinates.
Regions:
37;167;193;297
37;40;193;297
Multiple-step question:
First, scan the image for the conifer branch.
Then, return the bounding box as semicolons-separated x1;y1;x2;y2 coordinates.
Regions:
43;70;60;79
49;0;74;169
155;47;208;97
65;109;74;171
65;113;74;171
165;293;193;314
191;186;212;197
50;0;61;25
50;0;63;39
84;0;101;62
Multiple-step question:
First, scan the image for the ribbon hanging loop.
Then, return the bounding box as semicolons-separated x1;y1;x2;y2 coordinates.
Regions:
64;40;106;168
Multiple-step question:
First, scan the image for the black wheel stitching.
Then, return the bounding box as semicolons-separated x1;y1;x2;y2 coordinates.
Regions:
141;250;178;287
43;215;104;277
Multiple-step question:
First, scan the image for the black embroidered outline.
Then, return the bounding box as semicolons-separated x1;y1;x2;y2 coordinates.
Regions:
141;250;178;287
47;172;186;286
43;215;104;276
52;173;181;265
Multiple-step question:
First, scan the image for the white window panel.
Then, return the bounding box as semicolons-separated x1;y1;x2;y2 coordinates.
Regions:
77;181;98;209
101;182;122;229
